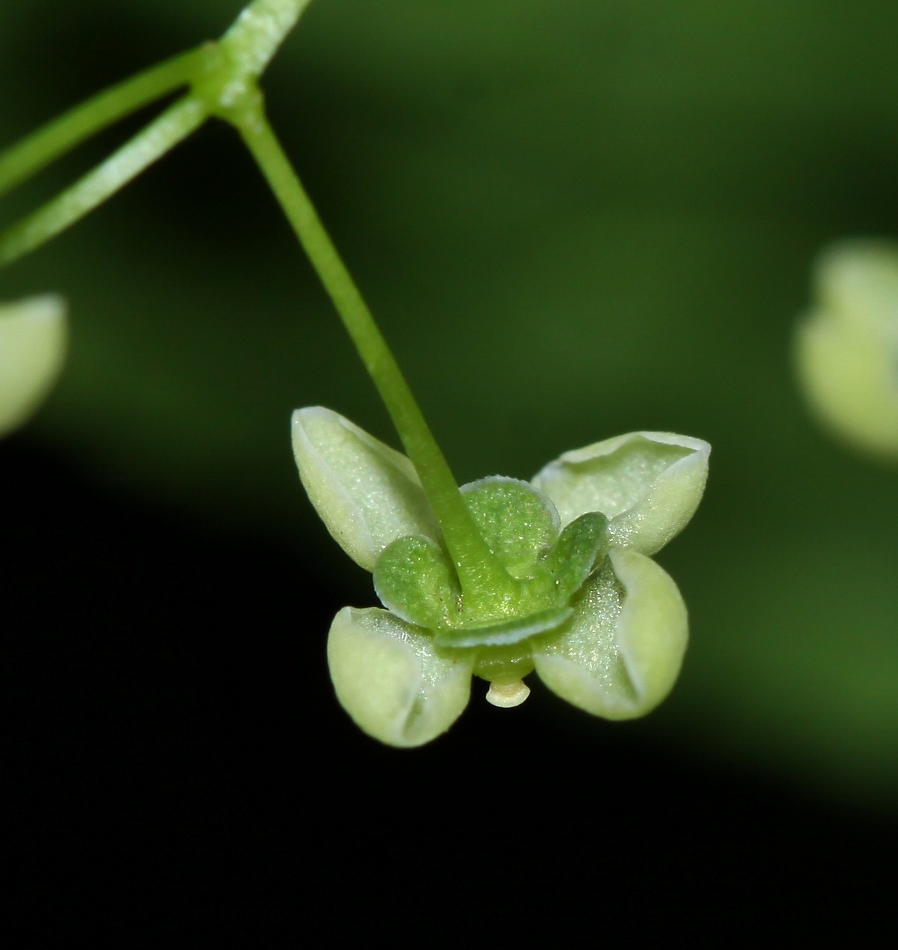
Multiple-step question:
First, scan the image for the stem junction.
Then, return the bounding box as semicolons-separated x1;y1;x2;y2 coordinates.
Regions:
0;0;516;605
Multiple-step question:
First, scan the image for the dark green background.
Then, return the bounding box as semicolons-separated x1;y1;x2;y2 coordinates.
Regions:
4;0;898;824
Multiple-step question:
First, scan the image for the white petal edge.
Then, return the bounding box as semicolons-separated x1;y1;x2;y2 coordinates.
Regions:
532;549;688;720
292;407;441;571
532;431;710;555
0;296;67;437
327;606;473;748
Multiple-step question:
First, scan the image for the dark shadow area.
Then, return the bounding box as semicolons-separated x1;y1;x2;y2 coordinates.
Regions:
4;436;897;851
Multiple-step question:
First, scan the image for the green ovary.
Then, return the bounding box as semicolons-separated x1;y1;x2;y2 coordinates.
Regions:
472;643;536;684
375;477;609;635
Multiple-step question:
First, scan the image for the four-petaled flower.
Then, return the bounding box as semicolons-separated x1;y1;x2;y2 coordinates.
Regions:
293;406;709;747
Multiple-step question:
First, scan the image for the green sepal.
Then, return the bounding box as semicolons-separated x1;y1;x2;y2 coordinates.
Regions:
375;488;608;644
373;534;461;629
433;605;574;649
460;476;559;579
543;511;609;602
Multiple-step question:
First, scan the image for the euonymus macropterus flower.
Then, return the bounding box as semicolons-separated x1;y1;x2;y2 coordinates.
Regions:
293;407;709;747
0;0;712;749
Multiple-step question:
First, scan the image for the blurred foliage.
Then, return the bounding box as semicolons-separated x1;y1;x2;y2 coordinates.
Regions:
3;0;898;806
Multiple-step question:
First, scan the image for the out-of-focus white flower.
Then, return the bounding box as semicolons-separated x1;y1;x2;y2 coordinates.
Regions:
0;295;67;437
795;240;898;458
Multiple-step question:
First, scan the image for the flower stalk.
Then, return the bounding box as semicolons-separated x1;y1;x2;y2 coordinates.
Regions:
0;0;711;746
0;0;514;604
233;107;515;604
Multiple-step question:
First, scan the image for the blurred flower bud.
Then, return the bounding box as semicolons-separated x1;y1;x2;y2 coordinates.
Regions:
795;240;898;458
0;295;67;437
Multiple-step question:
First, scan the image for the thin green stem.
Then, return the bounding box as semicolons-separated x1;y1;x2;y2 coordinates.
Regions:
235;104;514;602
0;0;512;602
221;0;315;79
0;96;208;267
0;48;204;202
0;0;314;264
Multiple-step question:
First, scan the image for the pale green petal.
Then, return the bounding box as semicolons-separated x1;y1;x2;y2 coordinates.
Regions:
292;407;440;571
327;606;473;747
532;432;709;555
813;239;898;335
795;309;898;458
0;296;67;436
795;241;898;458
532;549;688;720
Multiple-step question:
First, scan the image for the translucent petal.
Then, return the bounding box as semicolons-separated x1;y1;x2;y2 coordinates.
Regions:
0;296;67;436
531;549;688;720
292;407;440;571
327;606;473;747
532;432;709;555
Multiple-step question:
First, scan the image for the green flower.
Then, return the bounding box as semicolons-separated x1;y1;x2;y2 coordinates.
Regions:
293;406;709;747
795;239;898;458
0;295;67;437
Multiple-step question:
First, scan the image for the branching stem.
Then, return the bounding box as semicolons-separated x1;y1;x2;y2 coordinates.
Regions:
0;0;516;604
0;96;207;267
0;48;204;202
